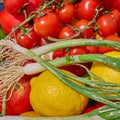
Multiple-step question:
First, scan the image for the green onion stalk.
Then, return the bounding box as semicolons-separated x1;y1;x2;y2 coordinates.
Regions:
30;39;120;56
23;52;120;75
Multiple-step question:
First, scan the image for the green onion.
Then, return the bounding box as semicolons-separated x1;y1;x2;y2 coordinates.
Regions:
18;46;120;119
23;53;120;75
30;39;120;55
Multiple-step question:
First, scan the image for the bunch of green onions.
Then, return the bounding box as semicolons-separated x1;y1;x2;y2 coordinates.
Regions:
13;39;120;120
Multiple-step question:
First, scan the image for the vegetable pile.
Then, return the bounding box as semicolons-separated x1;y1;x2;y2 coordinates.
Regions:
1;0;120;119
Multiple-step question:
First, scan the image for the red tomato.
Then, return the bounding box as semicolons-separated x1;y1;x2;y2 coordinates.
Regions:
75;19;94;38
60;63;89;76
99;35;120;54
69;46;87;55
109;9;120;36
29;0;45;7
58;25;76;39
74;2;81;19
52;48;68;59
99;0;114;10
34;12;61;38
117;22;120;37
0;9;24;34
76;0;100;20
112;0;120;12
82;101;104;114
16;26;40;49
58;2;75;23
85;46;99;54
0;76;32;115
96;14;117;37
4;0;28;16
39;37;48;46
110;9;120;25
25;0;38;16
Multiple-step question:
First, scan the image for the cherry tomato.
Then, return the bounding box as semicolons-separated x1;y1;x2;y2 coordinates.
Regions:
0;76;32;115
99;35;120;54
0;9;24;34
69;46;87;55
52;48;69;59
112;0;120;12
4;0;28;16
109;9;120;36
58;25;76;39
24;0;37;16
99;0;114;10
39;37;48;46
16;26;40;49
76;0;100;20
74;2;81;20
85;46;99;54
60;63;89;76
96;14;117;37
82;101;104;114
75;19;94;38
29;0;45;7
110;9;120;25
58;2;75;23
34;12;61;38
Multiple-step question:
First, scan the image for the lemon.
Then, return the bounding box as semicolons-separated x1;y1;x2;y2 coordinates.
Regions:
90;51;120;83
20;111;41;117
30;69;88;117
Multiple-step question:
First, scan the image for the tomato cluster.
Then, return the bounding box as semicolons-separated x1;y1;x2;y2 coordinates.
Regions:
0;0;120;116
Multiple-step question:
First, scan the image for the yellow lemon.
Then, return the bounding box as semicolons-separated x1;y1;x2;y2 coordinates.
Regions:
90;51;120;83
30;69;88;117
20;111;41;117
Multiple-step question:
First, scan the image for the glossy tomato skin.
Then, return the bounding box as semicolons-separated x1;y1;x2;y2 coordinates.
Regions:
52;48;69;59
85;46;99;54
58;2;75;23
4;0;28;16
16;26;40;49
0;9;24;34
60;63;89;76
34;12;61;38
0;76;32;115
77;0;100;20
75;19;94;38
58;25;75;39
29;0;45;7
112;0;120;12
96;14;117;37
69;46;87;55
110;9;120;25
109;9;120;36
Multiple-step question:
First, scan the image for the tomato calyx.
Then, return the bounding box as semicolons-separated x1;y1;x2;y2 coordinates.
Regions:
15;25;40;49
17;27;33;39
